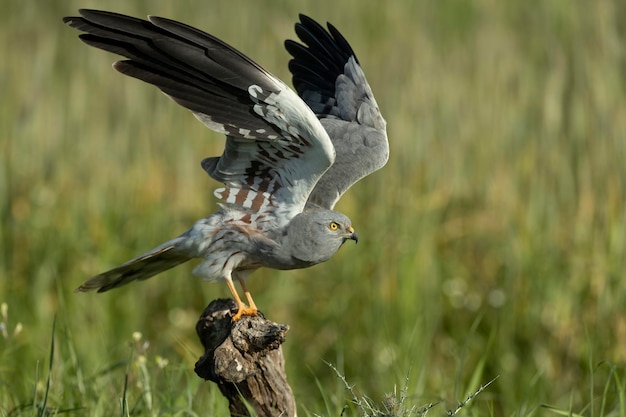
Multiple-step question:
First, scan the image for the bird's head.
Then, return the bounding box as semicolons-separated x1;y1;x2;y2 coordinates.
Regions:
287;210;358;265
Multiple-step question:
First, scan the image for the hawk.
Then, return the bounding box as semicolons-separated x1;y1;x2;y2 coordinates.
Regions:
64;10;388;320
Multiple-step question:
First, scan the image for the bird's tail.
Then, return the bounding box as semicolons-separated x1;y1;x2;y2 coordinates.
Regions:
75;236;192;293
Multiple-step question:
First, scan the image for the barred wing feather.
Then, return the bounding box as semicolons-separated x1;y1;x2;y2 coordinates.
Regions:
64;10;335;223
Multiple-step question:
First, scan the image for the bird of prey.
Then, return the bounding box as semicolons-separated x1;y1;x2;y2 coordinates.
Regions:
64;10;388;320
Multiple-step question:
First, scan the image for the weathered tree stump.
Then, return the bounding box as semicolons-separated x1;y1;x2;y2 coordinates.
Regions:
194;299;296;417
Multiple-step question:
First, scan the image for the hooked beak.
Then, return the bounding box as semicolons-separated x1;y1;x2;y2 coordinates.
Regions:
347;226;358;244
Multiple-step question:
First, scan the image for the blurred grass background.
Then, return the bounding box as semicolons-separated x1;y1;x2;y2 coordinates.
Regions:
1;0;626;415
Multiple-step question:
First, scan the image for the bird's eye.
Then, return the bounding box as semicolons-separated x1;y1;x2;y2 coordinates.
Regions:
329;222;339;231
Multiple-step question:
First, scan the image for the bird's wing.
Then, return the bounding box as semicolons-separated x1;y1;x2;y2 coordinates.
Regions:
64;10;335;224
285;14;389;210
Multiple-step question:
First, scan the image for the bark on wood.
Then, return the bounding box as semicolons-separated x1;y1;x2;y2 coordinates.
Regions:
194;299;296;417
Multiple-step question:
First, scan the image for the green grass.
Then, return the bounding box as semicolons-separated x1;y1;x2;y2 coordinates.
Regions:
2;0;626;415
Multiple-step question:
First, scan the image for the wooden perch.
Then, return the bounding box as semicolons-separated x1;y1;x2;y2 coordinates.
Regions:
194;299;296;417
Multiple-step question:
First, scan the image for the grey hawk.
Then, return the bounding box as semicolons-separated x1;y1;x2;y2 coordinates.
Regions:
63;10;388;320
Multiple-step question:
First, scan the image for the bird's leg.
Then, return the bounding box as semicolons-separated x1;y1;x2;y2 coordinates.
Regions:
237;277;258;312
224;276;257;321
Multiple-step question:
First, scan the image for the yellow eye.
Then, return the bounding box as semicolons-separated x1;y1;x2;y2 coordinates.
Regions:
329;222;339;231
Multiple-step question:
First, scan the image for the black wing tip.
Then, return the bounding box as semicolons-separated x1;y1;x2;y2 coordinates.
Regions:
287;13;358;66
297;13;316;25
62;9;104;21
77;8;135;19
295;14;357;58
286;13;360;102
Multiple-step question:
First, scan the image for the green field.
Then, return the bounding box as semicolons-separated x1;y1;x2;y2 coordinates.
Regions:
2;0;625;415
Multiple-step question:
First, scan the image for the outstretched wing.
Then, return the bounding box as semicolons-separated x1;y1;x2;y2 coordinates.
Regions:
285;14;388;210
64;10;335;223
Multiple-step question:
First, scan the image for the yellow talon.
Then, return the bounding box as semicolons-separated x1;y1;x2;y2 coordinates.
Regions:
231;304;258;321
226;276;259;321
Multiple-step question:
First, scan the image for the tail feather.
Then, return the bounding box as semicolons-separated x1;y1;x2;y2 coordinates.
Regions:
76;238;192;293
